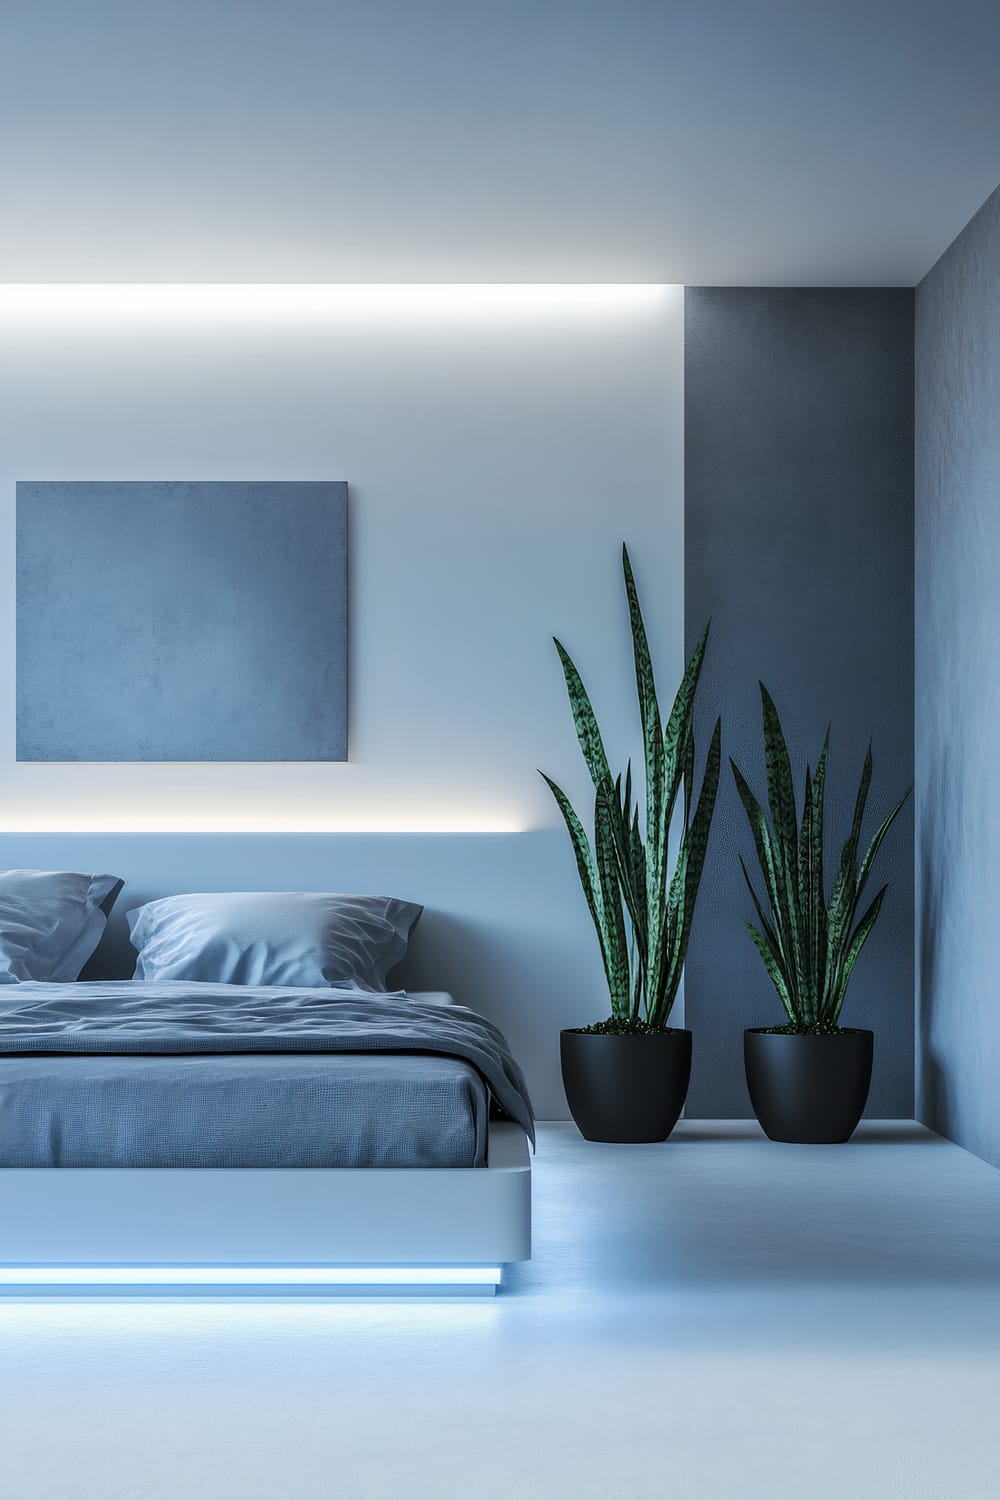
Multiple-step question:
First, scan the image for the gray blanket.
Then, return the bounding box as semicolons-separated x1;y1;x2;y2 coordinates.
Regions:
0;981;534;1142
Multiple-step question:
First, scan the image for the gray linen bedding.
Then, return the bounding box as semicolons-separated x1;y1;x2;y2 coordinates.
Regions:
0;982;533;1168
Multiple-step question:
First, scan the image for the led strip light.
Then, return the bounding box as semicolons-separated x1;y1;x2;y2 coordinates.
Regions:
0;1265;502;1287
0;283;670;320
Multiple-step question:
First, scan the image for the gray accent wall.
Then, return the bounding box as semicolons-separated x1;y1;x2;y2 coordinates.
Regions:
684;288;915;1117
915;184;1000;1165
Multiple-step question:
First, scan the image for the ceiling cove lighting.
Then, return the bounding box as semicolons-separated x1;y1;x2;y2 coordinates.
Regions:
0;815;524;834
0;1265;503;1288
0;284;671;321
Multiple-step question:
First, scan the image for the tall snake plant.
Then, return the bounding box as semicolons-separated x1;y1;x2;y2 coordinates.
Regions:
541;546;721;1033
732;685;911;1032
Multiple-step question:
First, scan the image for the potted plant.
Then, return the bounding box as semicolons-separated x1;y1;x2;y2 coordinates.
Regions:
732;685;911;1144
541;545;721;1142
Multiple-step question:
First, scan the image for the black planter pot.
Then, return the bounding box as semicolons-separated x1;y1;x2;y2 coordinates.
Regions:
560;1028;692;1143
744;1027;874;1144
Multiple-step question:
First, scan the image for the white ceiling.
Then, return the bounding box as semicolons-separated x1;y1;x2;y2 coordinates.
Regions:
2;0;998;286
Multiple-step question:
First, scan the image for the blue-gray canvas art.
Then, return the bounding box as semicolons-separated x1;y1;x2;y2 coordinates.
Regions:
16;481;348;761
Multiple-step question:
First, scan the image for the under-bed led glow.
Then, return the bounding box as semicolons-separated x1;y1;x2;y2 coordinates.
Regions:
0;1265;502;1287
0;284;670;321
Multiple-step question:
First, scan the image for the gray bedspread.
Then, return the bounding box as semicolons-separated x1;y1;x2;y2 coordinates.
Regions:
0;1053;490;1168
0;982;534;1168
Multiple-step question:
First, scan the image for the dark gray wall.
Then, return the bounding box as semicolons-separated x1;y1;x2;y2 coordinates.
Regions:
684;288;915;1117
915;184;1000;1165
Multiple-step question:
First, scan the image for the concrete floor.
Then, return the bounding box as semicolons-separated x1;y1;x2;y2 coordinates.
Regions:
2;1120;1000;1499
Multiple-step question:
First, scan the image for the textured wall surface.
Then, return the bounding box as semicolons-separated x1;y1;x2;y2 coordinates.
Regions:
17;481;348;761
915;184;1000;1164
684;288;915;1117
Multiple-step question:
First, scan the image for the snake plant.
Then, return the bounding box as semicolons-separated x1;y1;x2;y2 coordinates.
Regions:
732;684;911;1032
541;545;721;1033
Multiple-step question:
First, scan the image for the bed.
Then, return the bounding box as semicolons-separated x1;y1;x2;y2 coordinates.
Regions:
0;881;533;1297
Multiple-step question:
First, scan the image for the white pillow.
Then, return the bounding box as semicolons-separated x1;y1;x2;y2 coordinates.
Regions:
127;891;423;991
0;868;123;982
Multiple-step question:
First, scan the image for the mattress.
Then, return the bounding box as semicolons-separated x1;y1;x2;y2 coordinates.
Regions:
0;1051;489;1168
0;988;505;1169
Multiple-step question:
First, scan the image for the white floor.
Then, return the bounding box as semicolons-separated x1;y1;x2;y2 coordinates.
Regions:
2;1121;1000;1499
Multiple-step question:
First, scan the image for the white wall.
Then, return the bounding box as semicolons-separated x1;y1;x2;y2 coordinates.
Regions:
0;289;684;1113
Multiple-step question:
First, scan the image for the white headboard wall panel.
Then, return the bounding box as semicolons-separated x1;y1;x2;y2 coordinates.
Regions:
0;291;683;836
0;831;623;1118
0;293;684;1120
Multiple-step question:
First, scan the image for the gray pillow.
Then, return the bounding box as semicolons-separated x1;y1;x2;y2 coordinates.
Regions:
0;868;124;983
126;891;423;991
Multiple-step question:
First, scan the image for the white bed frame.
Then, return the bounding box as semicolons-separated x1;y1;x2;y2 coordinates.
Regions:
0;1120;531;1296
0;835;535;1296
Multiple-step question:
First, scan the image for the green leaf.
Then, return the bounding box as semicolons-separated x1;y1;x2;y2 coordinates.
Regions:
601;776;647;976
798;763;815;1019
810;731;830;1011
543;569;719;1031
663;623;710;767
621;545;663;850
657;717;722;1024
659;624;711;854
540;773;615;992
553;639;613;793
856;786;912;901
734;702;905;1028
833;884;888;1022
628;804;647;952
731;758;793;997
759;684;805;1007
740;854;783;963
677;718;722;954
681;721;695;829
748;923;795;1022
759;685;799;866
823;750;875;1017
849;744;874;861
594;785;631;1015
622;546;666;999
731;762;777;896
